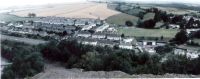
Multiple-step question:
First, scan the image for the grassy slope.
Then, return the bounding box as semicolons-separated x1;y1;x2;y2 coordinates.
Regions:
117;27;178;38
0;13;37;22
142;12;155;21
106;13;139;26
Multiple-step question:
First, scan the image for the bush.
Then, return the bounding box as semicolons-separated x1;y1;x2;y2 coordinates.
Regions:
125;20;133;26
1;40;44;79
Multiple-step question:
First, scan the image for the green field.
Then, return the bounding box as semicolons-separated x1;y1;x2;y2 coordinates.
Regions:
117;27;179;38
193;39;200;44
106;13;139;26
142;12;155;21
0;13;37;22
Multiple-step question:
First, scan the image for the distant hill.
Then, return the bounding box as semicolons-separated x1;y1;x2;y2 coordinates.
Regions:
154;3;200;11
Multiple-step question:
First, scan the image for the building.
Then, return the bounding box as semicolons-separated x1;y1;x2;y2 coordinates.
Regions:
119;42;133;49
174;46;200;59
122;37;133;43
81;24;96;31
77;31;91;38
106;33;121;40
140;40;156;46
92;32;106;39
97;39;116;47
169;24;180;29
95;23;109;32
75;20;86;26
78;38;98;46
186;29;200;34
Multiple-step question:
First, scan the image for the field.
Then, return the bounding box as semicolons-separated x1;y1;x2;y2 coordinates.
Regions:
0;13;37;22
106;13;139;26
9;2;120;20
117;27;179;38
1;34;47;45
193;39;200;44
142;12;155;21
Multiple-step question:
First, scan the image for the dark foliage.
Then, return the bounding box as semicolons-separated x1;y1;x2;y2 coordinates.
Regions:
125;20;133;26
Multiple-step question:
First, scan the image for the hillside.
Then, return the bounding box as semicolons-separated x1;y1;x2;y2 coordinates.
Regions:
9;2;120;20
106;13;139;26
30;63;200;78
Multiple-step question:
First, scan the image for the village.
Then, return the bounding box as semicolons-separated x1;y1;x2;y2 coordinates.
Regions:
1;14;200;60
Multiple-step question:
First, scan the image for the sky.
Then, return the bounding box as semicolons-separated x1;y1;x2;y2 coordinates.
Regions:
0;0;199;8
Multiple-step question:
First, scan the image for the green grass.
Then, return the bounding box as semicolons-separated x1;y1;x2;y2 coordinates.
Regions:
193;39;200;44
106;13;139;26
142;12;155;21
117;27;179;38
0;13;37;22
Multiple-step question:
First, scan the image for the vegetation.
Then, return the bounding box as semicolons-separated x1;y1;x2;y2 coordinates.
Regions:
106;13;139;26
40;40;200;75
1;40;44;79
170;30;188;45
0;13;37;22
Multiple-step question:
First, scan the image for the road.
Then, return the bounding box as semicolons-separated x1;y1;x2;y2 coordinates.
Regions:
1;34;48;45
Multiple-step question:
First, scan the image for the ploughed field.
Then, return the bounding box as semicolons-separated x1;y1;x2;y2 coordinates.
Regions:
9;2;120;20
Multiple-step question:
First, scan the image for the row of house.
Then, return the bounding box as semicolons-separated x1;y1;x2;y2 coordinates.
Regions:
75;37;134;50
34;16;102;26
174;46;200;59
77;31;122;41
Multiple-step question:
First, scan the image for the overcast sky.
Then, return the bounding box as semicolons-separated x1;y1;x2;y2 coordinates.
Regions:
0;0;199;8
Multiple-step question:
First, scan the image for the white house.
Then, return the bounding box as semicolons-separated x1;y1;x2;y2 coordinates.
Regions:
119;43;133;49
141;40;156;46
75;20;85;26
97;40;116;47
77;31;91;38
81;24;96;31
186;29;200;34
174;48;200;59
95;23;109;32
122;38;133;43
106;33;121;40
92;32;106;39
169;24;180;29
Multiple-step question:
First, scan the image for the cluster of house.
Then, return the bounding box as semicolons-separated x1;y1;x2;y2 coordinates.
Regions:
174;46;200;59
33;17;103;34
76;31;135;50
168;15;200;29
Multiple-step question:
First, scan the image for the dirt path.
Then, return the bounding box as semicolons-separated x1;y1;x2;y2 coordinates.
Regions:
30;63;200;78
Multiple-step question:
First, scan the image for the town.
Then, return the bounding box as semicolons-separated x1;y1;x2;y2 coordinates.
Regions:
1;1;200;78
1;12;200;59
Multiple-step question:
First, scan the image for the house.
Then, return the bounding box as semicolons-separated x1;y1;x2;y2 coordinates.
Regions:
106;33;121;40
174;46;200;59
95;23;109;32
122;37;133;43
79;38;98;46
97;39;116;47
169;24;180;29
140;40;156;46
106;27;117;32
75;20;86;26
119;42;133;49
77;31;91;38
92;32;106;39
81;24;96;31
186;29;200;34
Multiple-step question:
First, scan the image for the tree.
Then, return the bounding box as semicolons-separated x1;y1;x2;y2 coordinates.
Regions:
172;30;188;44
28;13;36;18
125;20;133;26
1;49;44;78
143;19;156;29
121;33;125;38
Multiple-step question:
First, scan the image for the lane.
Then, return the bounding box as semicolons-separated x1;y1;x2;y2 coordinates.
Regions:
0;34;48;45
